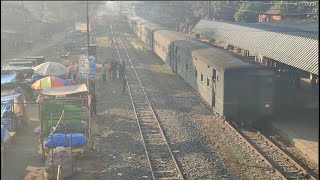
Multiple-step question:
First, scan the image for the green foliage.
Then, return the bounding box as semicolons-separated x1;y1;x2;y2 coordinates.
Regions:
132;1;318;25
234;2;272;23
271;1;318;19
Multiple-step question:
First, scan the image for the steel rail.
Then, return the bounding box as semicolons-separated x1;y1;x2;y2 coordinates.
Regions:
112;29;184;180
227;120;317;180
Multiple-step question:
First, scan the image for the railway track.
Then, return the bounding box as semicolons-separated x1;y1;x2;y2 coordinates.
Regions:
110;24;316;179
112;31;184;180
227;121;317;180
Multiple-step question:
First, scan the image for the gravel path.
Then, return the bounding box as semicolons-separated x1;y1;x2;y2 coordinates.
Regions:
120;37;238;180
77;20;274;179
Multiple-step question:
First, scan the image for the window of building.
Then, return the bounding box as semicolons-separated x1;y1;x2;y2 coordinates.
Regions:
186;62;188;70
207;77;210;86
195;69;198;78
212;68;217;82
201;73;203;81
208;65;210;68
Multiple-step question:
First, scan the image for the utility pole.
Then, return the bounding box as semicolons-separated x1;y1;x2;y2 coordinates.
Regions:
86;0;93;150
21;0;30;49
87;0;90;91
208;1;210;20
112;1;114;16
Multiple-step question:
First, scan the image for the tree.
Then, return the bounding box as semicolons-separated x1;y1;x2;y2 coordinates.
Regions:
234;1;318;23
271;1;318;20
234;2;272;23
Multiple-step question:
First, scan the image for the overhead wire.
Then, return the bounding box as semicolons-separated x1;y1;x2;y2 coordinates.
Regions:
220;4;318;15
242;1;317;5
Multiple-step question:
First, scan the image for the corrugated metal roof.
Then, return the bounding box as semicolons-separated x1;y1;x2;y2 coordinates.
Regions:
193;20;319;75
247;21;318;39
175;39;255;71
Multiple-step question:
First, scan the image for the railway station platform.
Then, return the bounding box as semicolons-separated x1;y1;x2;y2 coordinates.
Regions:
271;109;319;165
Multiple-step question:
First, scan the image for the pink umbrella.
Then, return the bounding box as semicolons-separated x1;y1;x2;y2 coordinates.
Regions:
69;64;78;72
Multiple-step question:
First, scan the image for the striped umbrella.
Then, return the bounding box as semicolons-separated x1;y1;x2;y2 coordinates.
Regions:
33;62;69;76
31;76;69;90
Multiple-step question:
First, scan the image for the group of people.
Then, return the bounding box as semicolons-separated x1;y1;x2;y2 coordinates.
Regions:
101;59;127;93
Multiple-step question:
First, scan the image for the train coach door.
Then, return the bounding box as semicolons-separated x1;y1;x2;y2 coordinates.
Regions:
212;69;217;107
169;44;174;71
173;45;178;72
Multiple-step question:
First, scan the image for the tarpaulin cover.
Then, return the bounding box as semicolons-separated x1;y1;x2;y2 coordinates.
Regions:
1;93;21;102
53;121;88;134
2;66;33;71
1;125;10;143
1;74;17;85
41;84;88;96
1;101;11;119
1;118;15;132
45;133;86;148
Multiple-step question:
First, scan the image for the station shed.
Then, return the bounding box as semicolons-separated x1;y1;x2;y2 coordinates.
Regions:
192;19;318;76
192;19;319;165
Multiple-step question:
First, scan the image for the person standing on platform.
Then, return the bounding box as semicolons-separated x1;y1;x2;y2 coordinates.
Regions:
111;59;117;81
122;75;127;94
107;61;112;80
102;64;107;82
120;61;127;94
91;93;97;116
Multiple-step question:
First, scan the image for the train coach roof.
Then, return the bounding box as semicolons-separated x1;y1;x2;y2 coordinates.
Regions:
130;16;150;24
154;30;188;42
145;22;166;31
176;39;255;71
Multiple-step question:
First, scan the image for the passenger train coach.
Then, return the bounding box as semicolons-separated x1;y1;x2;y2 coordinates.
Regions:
126;15;275;121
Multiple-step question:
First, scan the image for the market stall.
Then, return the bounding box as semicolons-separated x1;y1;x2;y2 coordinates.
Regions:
38;84;89;179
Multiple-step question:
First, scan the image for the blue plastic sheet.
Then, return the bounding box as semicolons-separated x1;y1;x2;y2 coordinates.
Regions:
1;101;11;118
1;93;21;102
1;118;15;132
2;66;33;71
45;133;86;148
1;125;10;143
1;74;17;85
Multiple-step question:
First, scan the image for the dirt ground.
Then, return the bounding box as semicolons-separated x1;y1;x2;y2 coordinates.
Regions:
2;18;294;180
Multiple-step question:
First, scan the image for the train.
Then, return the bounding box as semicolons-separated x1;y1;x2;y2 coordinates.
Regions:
125;15;275;121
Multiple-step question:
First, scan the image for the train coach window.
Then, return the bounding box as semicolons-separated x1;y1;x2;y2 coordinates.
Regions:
201;73;203;81
207;77;210;86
